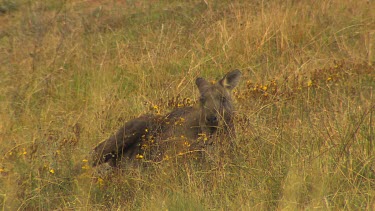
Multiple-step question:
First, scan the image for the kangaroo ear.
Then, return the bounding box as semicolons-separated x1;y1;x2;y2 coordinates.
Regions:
195;77;210;94
220;69;242;90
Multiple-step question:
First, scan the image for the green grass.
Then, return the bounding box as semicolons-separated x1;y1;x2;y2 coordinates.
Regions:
0;0;374;210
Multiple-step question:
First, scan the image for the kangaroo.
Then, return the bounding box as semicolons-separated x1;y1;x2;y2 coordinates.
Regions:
92;69;242;167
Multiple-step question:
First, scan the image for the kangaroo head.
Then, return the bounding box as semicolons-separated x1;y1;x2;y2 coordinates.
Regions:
195;69;242;135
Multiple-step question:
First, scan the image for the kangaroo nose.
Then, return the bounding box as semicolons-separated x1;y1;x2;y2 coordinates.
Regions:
206;115;218;124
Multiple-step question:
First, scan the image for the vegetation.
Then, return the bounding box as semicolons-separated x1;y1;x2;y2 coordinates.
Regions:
0;0;374;210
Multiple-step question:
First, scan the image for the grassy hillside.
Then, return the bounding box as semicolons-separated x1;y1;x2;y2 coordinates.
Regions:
0;0;374;210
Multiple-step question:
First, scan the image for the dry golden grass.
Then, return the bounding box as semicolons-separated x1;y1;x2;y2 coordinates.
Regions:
0;0;374;210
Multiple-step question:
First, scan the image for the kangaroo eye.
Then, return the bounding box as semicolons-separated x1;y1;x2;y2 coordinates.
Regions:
221;96;227;103
199;97;206;104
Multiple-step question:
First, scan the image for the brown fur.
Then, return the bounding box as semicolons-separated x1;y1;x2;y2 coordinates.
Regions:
92;70;242;167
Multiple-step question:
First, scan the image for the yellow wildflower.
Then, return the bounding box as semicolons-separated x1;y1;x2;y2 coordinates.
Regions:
49;169;55;174
82;165;90;170
307;80;313;87
136;154;144;159
141;144;148;150
97;177;104;186
198;133;208;141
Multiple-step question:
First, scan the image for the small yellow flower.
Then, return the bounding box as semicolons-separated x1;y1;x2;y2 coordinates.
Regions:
97;177;104;186
307;80;313;87
198;133;208;141
151;105;160;114
145;128;148;132
141;144;148;150
136;154;144;159
82;159;90;170
262;86;268;91
22;148;27;155
49;169;55;174
164;155;170;160
327;77;332;81
82;165;90;170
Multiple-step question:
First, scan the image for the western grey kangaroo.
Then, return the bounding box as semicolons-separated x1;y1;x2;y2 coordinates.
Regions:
92;69;241;167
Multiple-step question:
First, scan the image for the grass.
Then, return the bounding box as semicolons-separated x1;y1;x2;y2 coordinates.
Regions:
0;0;374;210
